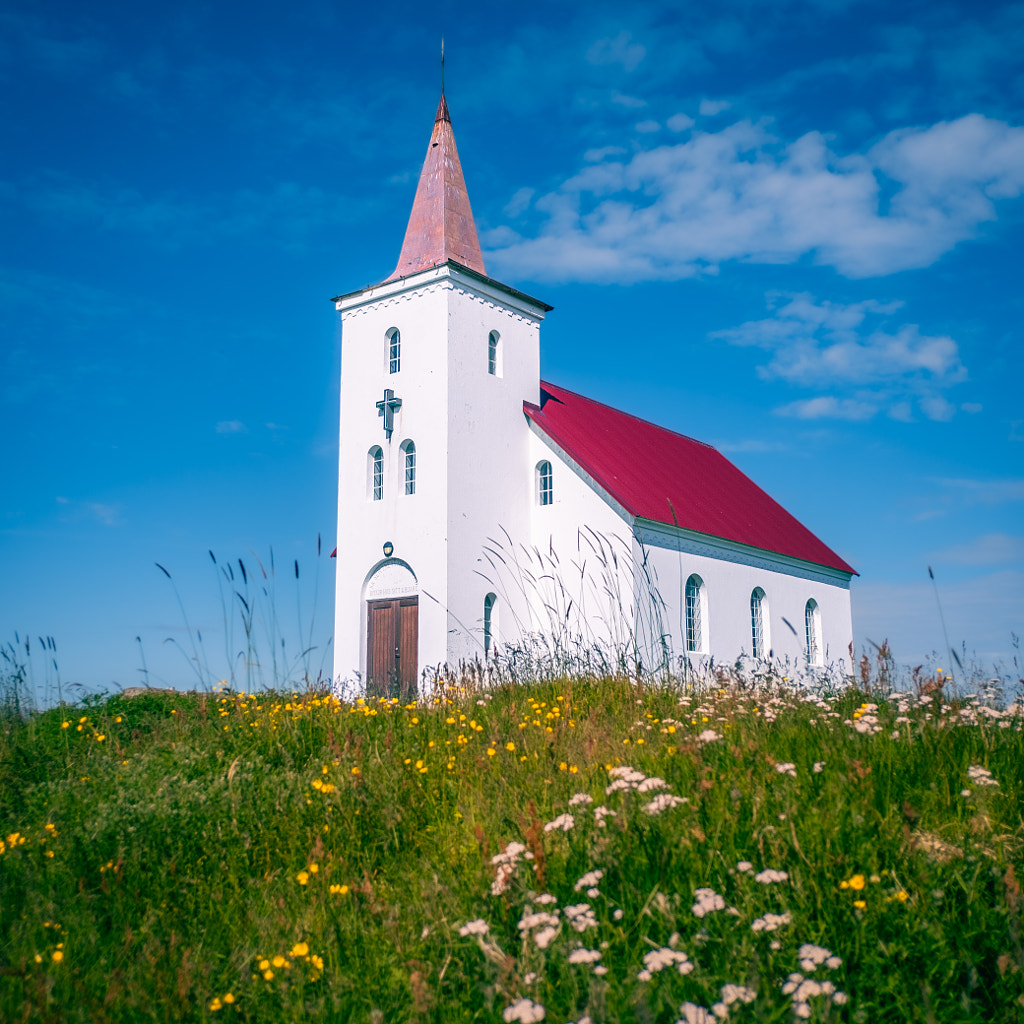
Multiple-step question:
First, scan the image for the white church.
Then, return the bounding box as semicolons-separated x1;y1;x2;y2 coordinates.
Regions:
332;95;856;696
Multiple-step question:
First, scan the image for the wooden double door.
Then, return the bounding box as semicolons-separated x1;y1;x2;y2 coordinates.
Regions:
366;597;418;699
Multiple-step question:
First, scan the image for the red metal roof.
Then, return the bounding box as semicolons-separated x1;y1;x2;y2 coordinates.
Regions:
385;95;486;283
524;382;856;575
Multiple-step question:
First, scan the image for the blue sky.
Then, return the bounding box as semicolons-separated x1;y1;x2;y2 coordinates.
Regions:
2;0;1022;697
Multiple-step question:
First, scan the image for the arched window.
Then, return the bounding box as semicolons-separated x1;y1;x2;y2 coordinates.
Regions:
400;439;416;495
805;599;821;667
368;446;383;501
750;587;768;659
536;461;553;506
685;575;705;653
483;593;498;657
387;327;400;374
488;330;502;377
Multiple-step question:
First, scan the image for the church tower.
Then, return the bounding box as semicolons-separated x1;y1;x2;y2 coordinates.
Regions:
332;96;552;694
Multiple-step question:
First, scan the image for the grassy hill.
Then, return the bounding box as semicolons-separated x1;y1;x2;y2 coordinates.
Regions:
1;670;1022;1023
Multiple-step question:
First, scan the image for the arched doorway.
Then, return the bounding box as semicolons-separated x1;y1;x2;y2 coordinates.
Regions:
363;560;418;699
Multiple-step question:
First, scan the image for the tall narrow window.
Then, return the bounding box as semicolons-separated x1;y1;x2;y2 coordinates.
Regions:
805;599;821;666
536;461;553;505
401;439;416;495
483;593;498;657
487;330;502;377
387;327;400;374
750;587;767;659
685;575;704;653
368;446;383;501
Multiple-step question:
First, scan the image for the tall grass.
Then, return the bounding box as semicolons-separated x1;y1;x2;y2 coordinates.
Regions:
146;542;332;694
1;660;1022;1022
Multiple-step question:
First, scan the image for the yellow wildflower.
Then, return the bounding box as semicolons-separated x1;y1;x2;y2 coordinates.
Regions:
223;993;235;1004
296;870;309;885
853;900;867;910
209;997;222;1011
52;950;64;963
849;874;866;891
291;941;309;958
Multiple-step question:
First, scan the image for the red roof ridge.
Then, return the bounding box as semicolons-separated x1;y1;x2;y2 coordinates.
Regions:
384;95;485;283
535;380;715;451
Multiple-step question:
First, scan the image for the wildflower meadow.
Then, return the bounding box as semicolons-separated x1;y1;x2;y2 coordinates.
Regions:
1;664;1023;1022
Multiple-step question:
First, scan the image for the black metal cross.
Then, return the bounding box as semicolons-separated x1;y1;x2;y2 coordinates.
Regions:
376;388;402;439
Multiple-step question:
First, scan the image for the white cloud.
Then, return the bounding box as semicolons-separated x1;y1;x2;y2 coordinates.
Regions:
584;145;627;163
774;396;878;421
611;91;647;109
961;402;984;414
934;478;1024;504
635;119;661;134
87;503;122;526
504;187;535;218
216;420;247;434
699;98;731;116
587;32;646;72
666;113;695;132
714;294;968;422
932;534;1024;567
488;114;1024;284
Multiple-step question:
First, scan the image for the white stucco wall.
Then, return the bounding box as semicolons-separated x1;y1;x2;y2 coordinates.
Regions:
634;522;854;674
333;264;548;688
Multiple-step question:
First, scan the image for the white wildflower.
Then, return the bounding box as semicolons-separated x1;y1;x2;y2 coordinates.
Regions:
594;805;616;828
523;972;537;985
797;944;839;971
568;792;594;807
813;761;825;773
775;762;797;777
458;918;489;937
754;869;789;885
644;793;688;816
534;893;557;905
535;926;558;949
736;861;753;873
751;911;791;932
563;903;599;933
574;869;604;892
518;912;560;933
697;729;722;743
640;947;694;976
544;813;575;833
637;776;669;792
613;908;624;921
593;965;608;977
967;765;999;786
676;1002;715;1024
719;984;756;1005
502;997;545;1023
692;888;726;918
567;947;602;965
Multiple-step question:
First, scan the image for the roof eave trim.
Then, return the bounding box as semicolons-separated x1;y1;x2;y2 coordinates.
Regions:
332;259;553;312
634;516;858;581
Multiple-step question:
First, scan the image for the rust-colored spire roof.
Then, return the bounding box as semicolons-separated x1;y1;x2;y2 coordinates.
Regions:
384;95;486;282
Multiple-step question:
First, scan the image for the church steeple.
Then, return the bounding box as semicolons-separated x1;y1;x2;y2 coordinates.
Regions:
384;96;486;282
